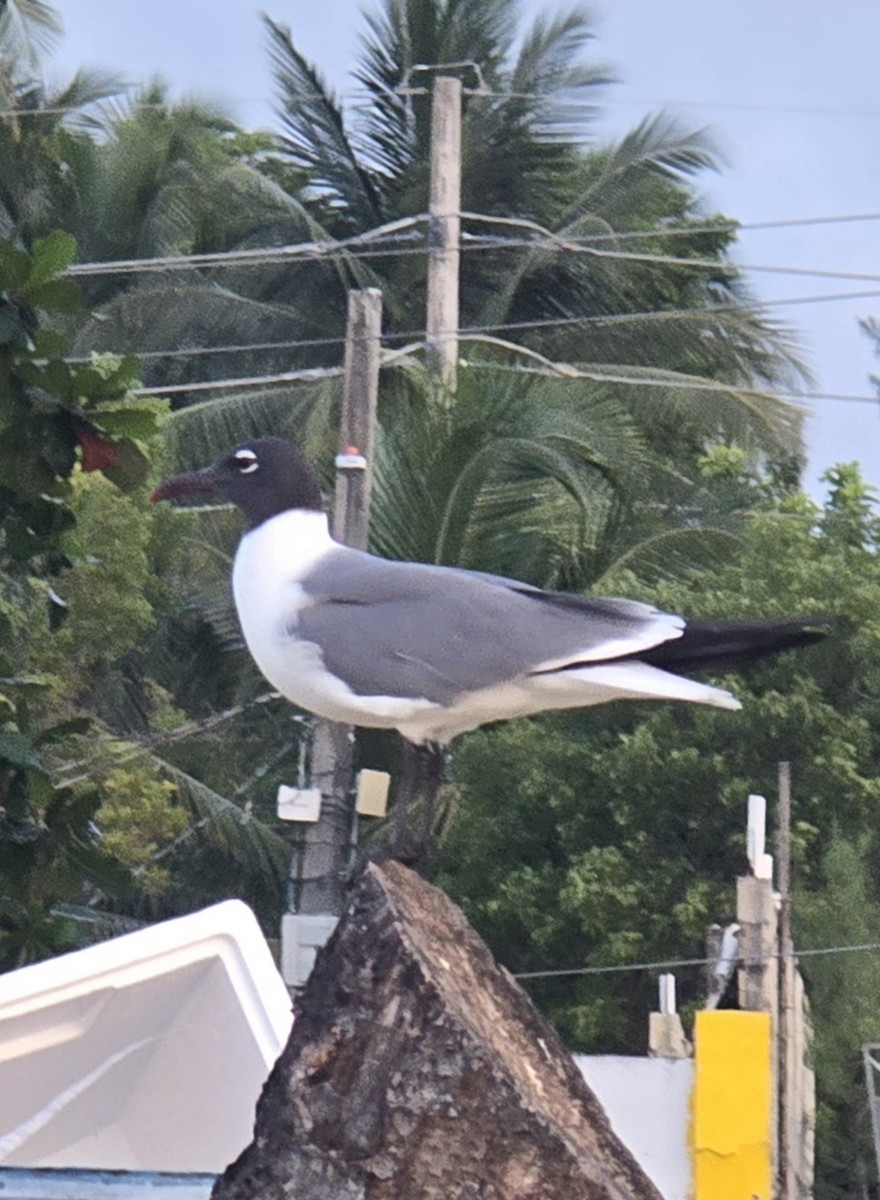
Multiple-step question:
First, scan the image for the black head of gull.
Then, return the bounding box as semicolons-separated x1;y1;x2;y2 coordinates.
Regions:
152;438;829;748
150;437;322;529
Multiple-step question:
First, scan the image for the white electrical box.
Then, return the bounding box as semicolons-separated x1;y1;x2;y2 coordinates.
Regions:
281;913;339;987
276;785;322;822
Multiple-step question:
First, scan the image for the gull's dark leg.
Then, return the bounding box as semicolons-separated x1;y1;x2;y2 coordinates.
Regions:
393;736;420;852
392;737;446;867
416;740;445;874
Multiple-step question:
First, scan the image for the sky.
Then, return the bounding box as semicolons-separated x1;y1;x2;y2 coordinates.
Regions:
48;0;880;499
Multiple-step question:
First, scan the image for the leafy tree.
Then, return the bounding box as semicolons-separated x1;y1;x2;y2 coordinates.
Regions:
0;230;165;964
0;2;120;246
264;0;804;399
437;462;880;1197
66;80;328;389
799;835;880;1200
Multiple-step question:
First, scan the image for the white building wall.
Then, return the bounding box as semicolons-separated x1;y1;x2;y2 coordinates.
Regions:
575;1054;692;1200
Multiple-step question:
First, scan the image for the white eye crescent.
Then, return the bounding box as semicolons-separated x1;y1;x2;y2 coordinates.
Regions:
234;449;259;474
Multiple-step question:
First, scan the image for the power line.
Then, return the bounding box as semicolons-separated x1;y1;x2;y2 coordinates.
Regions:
459;214;880;285
8;91;880;121
134;740;297;874
609;96;880;120
461;356;880;408
544;212;880;243
54;691;285;789
126;329;880;409
513;940;880;981
59;210;880;280
69;286;880;368
133;364;342;398
451;90;880;120
64;215;427;277
62;232;880;285
0;96;328;120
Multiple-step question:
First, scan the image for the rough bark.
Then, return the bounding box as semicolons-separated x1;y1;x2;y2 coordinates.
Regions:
213;861;663;1200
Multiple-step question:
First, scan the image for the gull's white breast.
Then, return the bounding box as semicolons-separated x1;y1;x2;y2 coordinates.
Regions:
231;509;438;729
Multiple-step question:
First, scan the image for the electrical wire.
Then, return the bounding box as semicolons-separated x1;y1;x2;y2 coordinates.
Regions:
458;213;880;285
54;691;284;789
133;364;343;397
134;740;297;874
66;286;880;369
513;940;880;981
126;336;880;409
58;209;880;281
7;91;880;121
64;215;427;277
60;232;880;285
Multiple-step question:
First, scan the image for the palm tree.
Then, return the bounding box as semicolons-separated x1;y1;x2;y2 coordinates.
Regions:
0;0;60;76
64;81;375;393
0;2;122;246
264;0;805;401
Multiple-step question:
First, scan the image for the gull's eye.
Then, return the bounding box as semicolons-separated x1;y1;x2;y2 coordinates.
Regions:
233;449;259;475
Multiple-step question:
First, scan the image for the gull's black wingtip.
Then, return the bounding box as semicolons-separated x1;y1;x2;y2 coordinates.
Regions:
641;615;832;673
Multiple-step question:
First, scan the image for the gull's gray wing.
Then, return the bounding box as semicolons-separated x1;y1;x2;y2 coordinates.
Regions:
294;548;683;703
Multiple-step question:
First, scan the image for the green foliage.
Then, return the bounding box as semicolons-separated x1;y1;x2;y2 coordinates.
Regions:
41;472;156;666
96;766;187;893
437;466;880;1196
0;231;168;963
798;836;880;1200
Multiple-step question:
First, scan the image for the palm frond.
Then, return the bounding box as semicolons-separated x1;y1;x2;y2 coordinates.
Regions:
164;377;339;470
264;15;384;231
565;360;804;457
510;7;612;139
596;526;744;588
560;113;720;229
74;282;345;386
369;363;646;583
46;68;125;125
0;0;61;69
163;762;290;886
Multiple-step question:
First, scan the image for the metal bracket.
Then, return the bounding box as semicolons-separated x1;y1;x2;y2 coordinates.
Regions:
396;61;489;96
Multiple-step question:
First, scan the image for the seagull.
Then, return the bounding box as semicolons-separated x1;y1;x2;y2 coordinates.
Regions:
151;437;827;747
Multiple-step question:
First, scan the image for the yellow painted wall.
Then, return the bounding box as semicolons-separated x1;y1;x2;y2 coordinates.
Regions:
692;1010;773;1200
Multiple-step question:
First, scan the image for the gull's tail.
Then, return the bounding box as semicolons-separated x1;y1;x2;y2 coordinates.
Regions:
637;616;830;673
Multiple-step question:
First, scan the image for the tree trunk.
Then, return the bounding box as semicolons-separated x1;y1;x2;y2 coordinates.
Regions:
213;861;663;1200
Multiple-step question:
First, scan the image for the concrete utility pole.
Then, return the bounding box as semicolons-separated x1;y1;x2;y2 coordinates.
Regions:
425;74;462;395
777;761;793;1200
776;760;812;1200
732;783;814;1200
282;290;382;984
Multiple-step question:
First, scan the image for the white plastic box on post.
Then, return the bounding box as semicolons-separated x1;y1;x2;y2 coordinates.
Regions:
280;914;339;988
276;785;322;823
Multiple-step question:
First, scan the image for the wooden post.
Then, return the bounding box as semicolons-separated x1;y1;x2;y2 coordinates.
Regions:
426;75;462;396
332;288;382;549
295;290;382;923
